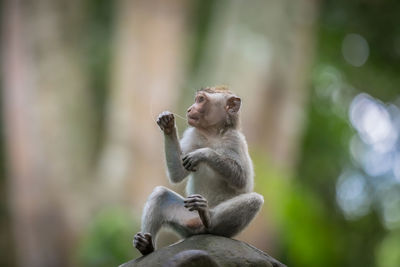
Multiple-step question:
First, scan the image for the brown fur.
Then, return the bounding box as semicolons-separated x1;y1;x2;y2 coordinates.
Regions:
198;85;233;95
197;85;240;130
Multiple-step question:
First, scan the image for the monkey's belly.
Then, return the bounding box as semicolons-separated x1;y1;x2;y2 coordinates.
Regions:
186;166;239;208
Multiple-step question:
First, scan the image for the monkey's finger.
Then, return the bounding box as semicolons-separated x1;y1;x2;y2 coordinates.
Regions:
134;239;146;248
134;234;146;242
182;158;189;166
135;239;148;246
135;232;145;238
187;205;207;211
157;115;166;124
135;236;149;244
135;243;148;250
156;120;164;128
184;202;207;208
161;116;170;125
184;203;205;209
184;198;206;203
184;161;197;171
184;163;193;171
143;233;152;241
134;234;147;242
159;118;167;126
184;196;194;200
185;195;202;200
182;159;188;167
183;156;193;166
159;122;168;130
187;194;204;199
182;159;191;168
187;206;199;211
185;205;207;211
184;201;207;206
134;240;143;248
186;163;193;170
184;202;207;207
135;241;149;250
182;155;190;163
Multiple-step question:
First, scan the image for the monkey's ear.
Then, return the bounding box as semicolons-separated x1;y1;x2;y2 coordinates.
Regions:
226;96;241;113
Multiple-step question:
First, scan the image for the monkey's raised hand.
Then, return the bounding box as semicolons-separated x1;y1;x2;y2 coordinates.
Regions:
184;194;211;228
157;111;175;135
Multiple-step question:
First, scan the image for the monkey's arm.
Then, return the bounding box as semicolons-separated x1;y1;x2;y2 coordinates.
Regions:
157;111;190;183
183;148;247;189
164;128;190;183
203;148;247;189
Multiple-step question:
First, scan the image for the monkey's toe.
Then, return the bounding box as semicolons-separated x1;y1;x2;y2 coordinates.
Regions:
133;232;154;255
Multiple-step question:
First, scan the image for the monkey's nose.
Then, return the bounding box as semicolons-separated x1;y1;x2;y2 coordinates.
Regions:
187;107;191;113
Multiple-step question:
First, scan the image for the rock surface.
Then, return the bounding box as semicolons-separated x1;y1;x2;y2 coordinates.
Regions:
120;234;286;267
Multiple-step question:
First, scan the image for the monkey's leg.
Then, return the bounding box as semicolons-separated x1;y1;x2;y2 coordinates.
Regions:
136;186;205;253
208;192;264;237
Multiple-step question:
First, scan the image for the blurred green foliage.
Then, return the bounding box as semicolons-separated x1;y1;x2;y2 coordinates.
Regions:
255;1;400;266
75;208;140;267
254;156;344;267
76;0;400;266
376;230;400;267
2;0;398;266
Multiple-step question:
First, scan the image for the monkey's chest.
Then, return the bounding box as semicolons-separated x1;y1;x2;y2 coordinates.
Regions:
185;164;237;208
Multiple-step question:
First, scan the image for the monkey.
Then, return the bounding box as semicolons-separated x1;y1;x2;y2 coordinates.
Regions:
133;85;264;255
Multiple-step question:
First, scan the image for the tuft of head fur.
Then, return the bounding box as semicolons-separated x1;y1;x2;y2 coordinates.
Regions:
198;85;233;95
198;85;241;130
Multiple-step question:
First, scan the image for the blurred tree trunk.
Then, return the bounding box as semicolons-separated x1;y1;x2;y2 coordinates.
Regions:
2;0;94;266
97;0;188;209
191;0;318;250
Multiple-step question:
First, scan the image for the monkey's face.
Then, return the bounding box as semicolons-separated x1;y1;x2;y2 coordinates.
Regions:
186;92;226;129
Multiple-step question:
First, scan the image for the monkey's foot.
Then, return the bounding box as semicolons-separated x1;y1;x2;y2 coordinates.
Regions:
133;232;154;255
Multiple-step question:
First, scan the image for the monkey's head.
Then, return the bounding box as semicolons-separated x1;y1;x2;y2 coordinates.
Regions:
186;85;241;130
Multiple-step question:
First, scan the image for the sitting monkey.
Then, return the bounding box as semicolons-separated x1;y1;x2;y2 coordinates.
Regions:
133;86;264;255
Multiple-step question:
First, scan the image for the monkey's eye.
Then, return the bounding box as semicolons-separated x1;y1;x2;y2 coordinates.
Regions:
197;95;205;103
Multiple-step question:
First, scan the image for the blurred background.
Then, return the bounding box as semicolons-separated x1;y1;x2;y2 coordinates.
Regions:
1;0;400;266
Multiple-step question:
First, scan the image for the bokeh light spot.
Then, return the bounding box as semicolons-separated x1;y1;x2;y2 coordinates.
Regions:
350;93;397;153
342;33;370;67
336;171;371;220
381;189;400;230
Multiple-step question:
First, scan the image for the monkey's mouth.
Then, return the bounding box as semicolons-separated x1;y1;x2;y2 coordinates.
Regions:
187;115;200;125
187;114;199;121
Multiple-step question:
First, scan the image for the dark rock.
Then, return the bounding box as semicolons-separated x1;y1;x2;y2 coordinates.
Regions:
120;234;286;267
